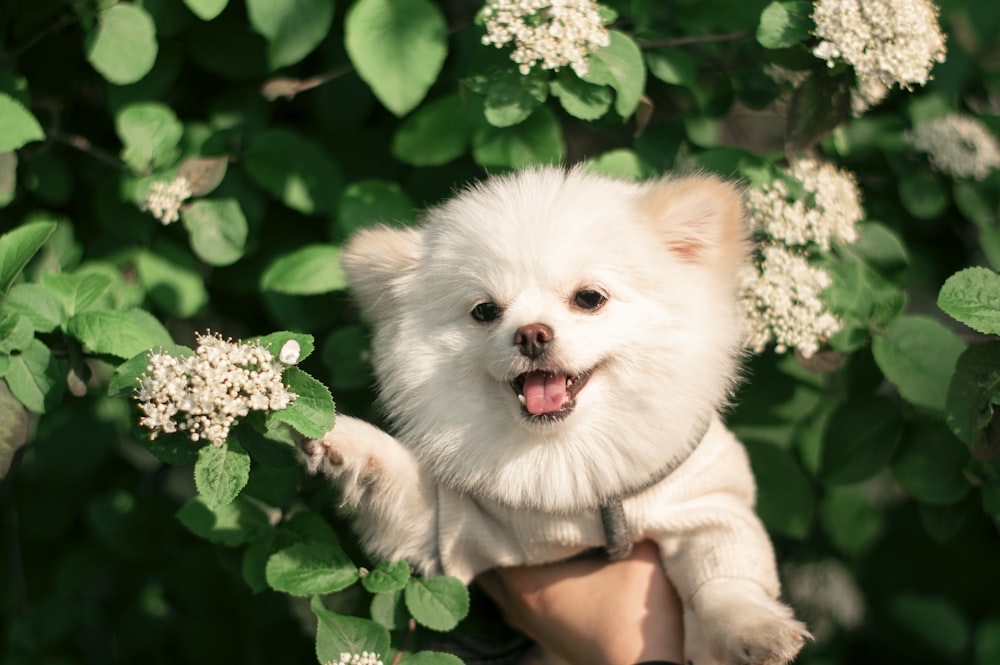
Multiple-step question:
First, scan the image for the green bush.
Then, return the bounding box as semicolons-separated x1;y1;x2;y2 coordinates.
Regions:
1;0;999;663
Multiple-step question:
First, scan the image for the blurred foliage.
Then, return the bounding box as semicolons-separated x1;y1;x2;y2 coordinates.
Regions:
1;0;999;663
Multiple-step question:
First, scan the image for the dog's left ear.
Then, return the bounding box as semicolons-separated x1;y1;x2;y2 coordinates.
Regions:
640;174;751;275
341;225;423;323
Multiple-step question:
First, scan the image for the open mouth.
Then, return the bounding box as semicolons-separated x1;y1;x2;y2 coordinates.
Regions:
511;368;594;421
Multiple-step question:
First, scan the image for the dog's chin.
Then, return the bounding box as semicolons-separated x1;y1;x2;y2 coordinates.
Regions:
509;365;597;425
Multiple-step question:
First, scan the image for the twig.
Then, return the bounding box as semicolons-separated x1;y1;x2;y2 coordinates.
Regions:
639;31;748;50
0;13;78;66
51;131;123;170
260;64;355;102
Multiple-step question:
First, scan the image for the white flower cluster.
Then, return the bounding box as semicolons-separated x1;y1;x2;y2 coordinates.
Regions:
740;245;842;358
747;159;862;251
740;159;863;358
143;176;192;225
331;653;383;665
783;559;865;642
481;0;610;77
905;114;1000;181
811;0;947;114
136;332;297;446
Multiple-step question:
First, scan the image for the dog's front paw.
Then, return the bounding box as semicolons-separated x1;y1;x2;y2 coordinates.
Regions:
300;416;387;485
692;579;810;665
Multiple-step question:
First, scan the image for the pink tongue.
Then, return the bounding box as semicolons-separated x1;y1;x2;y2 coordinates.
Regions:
523;371;568;415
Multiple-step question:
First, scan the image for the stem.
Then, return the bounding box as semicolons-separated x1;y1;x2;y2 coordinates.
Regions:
51;131;123;170
639;30;748;50
0;13;77;66
260;65;355;102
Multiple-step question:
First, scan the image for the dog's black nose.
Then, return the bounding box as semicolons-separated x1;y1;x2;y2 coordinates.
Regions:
514;323;553;359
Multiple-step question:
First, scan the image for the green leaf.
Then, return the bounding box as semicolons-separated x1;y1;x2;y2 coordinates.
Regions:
898;170;949;220
404;576;470;632
0;93;44;152
392;94;475;166
889;593;969;659
785;68;851;159
945;342;1000;446
251;331;315;365
41;272;113;317
585;149;652;181
745;441;815;538
819;484;883;556
938;267;1000;335
976;617;1000;665
265;541;359;596
176;496;270;546
820;396;902;484
0;219;56;294
550;70;613;121
645;48;696;87
323;324;374;390
246;0;335;69
400;653;466;665
345;0;448;116
472;105;565;169
0;152;15;207
135;244;210;319
336;180;415;239
891;421;970;505
362;560;411;593
583;31;646;118
267;367;335;439
467;68;548;128
116;103;184;173
260;244;347;295
184;0;230;21
67;309;172;360
872;315;966;415
5;338;64;414
312;596;391;664
85;3;159;85
756;1;813;49
370;589;408;631
843;222;909;277
194;439;251;508
243;128;341;215
180;198;248;266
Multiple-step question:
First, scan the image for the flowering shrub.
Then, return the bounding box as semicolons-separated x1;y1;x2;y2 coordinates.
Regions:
1;1;999;664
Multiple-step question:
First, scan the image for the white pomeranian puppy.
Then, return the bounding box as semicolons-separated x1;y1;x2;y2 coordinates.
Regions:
303;167;809;665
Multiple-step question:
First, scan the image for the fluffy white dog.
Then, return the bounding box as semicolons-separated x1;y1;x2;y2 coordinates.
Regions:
303;167;809;664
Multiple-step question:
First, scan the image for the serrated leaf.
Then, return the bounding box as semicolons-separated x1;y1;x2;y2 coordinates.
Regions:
938;267;1000;335
0;94;45;152
392;94;475;166
0;220;55;294
177;156;228;196
1;284;64;333
243;128;341;215
260;244;347;295
266;541;359;596
468;68;548;128
404;576;470;632
820;396;902;485
645;48;696;87
267;367;335;439
583;31;646;118
108;344;192;398
176;496;270;546
184;0;230;21
401;653;466;665
0;314;34;356
945;342;1000;446
892;421;970;505
745;440;815;538
336;179;415;239
551;70;613;121
345;0;448;116
819;484;883;556
246;0;335;69
116;103;184;173
756;1;813;49
5;338;64;414
472;105;564;169
41;273;113;317
67;309;172;360
362;560;411;593
312;596;391;664
322;324;373;391
872;315;966;415
181;198;248;266
85;4;158;85
370;589;408;631
195;439;251;508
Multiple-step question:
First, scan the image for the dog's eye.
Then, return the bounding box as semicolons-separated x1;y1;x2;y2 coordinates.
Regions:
471;301;502;322
573;289;607;311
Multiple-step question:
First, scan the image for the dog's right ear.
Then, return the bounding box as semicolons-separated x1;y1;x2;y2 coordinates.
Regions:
341;225;423;322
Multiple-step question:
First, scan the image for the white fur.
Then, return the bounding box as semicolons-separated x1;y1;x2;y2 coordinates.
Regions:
303;167;809;664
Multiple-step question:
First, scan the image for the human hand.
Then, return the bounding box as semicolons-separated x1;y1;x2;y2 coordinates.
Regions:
476;541;684;665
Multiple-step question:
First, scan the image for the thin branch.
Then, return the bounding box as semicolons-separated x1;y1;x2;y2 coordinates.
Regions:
0;13;78;66
50;131;123;170
639;31;748;50
260;64;355;102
